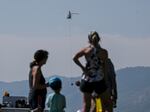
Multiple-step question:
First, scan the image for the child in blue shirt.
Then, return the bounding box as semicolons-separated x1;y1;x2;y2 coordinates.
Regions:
46;77;66;112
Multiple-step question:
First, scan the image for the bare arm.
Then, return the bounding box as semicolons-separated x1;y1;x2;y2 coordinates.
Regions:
109;60;117;99
32;66;48;89
73;48;87;73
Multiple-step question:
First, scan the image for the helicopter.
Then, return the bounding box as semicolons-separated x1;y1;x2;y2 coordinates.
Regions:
67;10;79;19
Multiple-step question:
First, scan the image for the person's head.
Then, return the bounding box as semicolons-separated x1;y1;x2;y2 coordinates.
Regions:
3;91;10;97
34;49;49;65
88;31;100;46
98;49;108;61
48;77;62;92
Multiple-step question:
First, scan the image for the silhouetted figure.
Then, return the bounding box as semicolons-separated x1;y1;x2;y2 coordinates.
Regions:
28;49;49;112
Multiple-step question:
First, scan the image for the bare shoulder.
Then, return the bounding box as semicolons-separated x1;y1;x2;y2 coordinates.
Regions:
76;46;92;55
32;66;40;76
32;66;39;71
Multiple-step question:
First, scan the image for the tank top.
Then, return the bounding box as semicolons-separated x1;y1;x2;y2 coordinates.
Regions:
29;66;47;95
82;46;104;82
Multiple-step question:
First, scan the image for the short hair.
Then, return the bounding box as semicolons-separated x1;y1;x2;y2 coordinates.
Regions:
34;49;48;63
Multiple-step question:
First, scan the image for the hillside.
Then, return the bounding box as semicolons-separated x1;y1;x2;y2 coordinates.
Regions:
0;66;150;112
116;66;150;112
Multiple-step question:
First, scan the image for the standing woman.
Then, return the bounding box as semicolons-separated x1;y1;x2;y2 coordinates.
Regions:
73;31;108;112
28;49;49;112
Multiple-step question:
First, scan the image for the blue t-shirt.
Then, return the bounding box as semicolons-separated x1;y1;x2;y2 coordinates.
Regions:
46;92;66;112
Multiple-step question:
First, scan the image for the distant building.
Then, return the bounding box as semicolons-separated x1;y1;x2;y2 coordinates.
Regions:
2;96;28;108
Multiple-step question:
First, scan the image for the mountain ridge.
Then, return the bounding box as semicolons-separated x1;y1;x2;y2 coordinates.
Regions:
0;66;150;112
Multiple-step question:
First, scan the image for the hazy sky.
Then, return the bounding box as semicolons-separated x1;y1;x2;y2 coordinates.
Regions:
0;0;150;82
